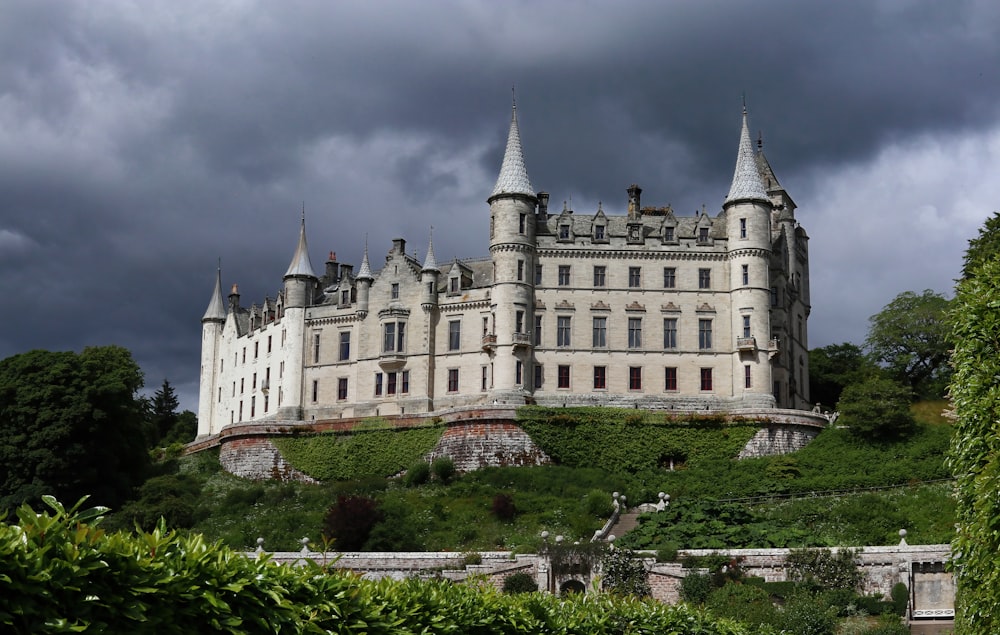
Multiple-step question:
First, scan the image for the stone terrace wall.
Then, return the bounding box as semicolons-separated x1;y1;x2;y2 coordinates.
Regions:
219;436;318;483
425;421;550;472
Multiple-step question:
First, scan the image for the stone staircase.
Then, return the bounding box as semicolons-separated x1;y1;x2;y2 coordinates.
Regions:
606;511;641;540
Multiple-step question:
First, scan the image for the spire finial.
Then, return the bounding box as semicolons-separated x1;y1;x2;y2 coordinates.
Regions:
757;130;763;150
284;211;318;279
422;226;439;273
512;84;516;109
741;92;747;114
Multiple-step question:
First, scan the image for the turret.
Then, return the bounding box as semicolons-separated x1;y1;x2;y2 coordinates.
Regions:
198;267;226;438
421;232;440;310
283;217;318;308
355;240;374;318
723;106;774;407
488;99;537;402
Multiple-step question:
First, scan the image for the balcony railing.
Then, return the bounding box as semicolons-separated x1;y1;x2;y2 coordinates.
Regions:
512;332;532;348
481;334;497;351
736;336;757;352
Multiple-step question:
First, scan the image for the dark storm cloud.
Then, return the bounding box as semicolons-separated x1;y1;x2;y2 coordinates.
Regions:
1;0;998;409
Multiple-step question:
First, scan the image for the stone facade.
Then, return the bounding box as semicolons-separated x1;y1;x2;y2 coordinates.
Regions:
198;104;812;439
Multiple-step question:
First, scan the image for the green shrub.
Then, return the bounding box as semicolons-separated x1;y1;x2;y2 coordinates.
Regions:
321;494;382;550
431;456;456;483
679;572;712;605
837;378;916;441
600;547;651;598
403;461;430;487
705;581;777;629
890;582;908;616
502;572;538;594
491;493;517;520
786;548;862;591
777;591;837;635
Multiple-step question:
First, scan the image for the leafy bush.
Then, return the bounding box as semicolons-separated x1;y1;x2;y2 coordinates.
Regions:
890;582;908;616
777;591;838;635
786;548;862;592
705;581;777;629
321;494;382;550
837;378;916;441
491;493;517;521
431;456;456;483
502;572;538;594
403;461;430;487
679;572;712;605
600;547;651;598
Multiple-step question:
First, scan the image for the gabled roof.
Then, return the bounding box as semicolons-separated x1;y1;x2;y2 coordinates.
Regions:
490;103;535;199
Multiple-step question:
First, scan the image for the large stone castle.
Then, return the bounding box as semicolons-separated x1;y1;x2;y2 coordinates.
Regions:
197;104;811;438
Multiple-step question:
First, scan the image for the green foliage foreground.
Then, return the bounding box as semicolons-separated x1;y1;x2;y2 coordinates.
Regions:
1;496;756;635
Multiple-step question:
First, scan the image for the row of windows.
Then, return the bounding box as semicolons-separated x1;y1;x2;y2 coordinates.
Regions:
536;365;723;391
225;331;287;372
554;223;720;244
536;265;719;289
548;316;715;350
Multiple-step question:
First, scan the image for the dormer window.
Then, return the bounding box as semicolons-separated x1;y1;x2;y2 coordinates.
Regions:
391;283;399;299
559;224;570;240
449;277;460;294
698;227;710;243
341;289;350;305
663;226;675;242
594;224;605;241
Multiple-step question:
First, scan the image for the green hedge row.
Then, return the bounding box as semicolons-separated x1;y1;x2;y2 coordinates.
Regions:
0;497;759;634
516;407;760;473
272;425;444;481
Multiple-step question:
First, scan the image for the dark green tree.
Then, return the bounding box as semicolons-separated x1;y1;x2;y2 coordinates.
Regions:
949;254;1000;634
836;377;915;441
865;289;952;398
146;379;179;447
961;210;1000;280
808;343;879;408
0;346;150;513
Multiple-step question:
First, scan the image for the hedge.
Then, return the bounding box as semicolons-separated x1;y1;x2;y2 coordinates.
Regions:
0;497;762;634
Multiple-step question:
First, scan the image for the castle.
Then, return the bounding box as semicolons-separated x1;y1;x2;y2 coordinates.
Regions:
197;104;811;438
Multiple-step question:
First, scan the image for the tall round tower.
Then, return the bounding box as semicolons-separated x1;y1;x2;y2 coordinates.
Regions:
198;267;226;438
723;107;775;407
279;217;318;419
487;101;537;402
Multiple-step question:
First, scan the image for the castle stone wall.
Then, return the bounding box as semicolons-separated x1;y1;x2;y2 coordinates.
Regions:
425;421;551;472
219;436;318;483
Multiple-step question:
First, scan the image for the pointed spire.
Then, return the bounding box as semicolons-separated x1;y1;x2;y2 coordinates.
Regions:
202;265;226;322
724;106;769;205
284;215;318;279
356;237;374;281
422;228;439;273
490;98;535;199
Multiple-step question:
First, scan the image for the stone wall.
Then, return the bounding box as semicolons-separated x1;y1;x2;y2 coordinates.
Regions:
219;436;318;483
737;424;821;458
425;421;551;472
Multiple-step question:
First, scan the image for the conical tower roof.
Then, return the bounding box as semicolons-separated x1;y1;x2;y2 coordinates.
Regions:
724;108;769;206
422;233;439;273
356;240;374;281
490;102;535;199
284;217;318;279
202;267;226;322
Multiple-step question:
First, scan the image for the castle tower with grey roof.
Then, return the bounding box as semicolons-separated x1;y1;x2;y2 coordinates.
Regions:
196;102;811;438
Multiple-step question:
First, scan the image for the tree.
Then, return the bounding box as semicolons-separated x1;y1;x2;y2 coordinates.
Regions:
808;343;879;408
321;494;382;550
949;255;1000;634
600;546;651;598
149;379;179;444
0;346;150;513
865;289;952;398
836;378;915;441
961;210;1000;280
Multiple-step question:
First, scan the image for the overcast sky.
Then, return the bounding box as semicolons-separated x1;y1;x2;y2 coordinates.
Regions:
2;0;998;411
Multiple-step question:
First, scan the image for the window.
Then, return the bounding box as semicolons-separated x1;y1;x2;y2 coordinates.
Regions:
534;315;542;346
383;321;406;352
391;283;399;299
339;331;351;360
744;365;752;389
741;264;749;286
481;366;488;391
664;226;675;242
239;401;243;421
313;333;321;363
698;227;710;243
558;265;570;286
770;286;779;306
739;218;747;239
594;366;606;390
264;395;269;412
663;318;677;349
628;317;642;348
557;365;570;389
700;368;713;391
449;277;459;293
629;366;642;390
557;316;571;347
242;347;246;363
311;380;318;402
279;361;284;378
665;367;677;391
519;213;526;234
534;364;543;389
698;319;713;349
447;368;459;392
663;267;676;288
593;265;606;287
628;266;641;288
516;360;523;385
251;396;255;417
341;289;350;304
594;224;605;240
387;372;397;395
240;378;244;394
448;320;461;351
517;259;524;281
375;373;384;396
338;377;348;400
535;264;542;285
265;367;270;386
559;224;570;240
254;342;259;359
401;371;409;393
592;317;607;348
698;268;711;289
515;310;524;333
252;372;257;390
742;315;751;339
267;336;272;353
